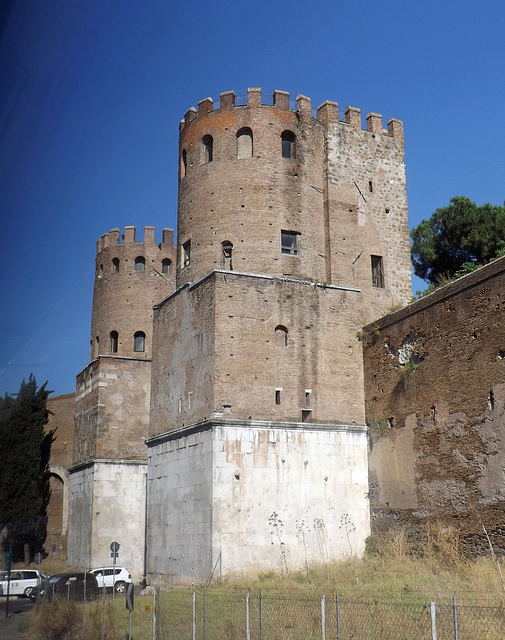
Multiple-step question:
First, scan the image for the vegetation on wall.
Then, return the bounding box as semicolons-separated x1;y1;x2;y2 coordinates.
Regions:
0;374;54;561
411;196;505;286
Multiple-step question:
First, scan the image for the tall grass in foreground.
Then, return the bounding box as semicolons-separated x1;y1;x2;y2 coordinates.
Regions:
26;525;505;639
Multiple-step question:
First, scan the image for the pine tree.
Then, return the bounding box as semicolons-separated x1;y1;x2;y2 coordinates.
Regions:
0;375;55;561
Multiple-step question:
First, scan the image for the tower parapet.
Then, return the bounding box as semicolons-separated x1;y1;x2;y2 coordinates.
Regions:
90;225;176;360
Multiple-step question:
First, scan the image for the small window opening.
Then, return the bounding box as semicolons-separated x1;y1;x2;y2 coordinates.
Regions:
302;409;312;422
281;130;296;159
181;149;187;178
182;240;191;268
202;135;213;163
112;258;120;272
275;325;288;346
178;396;183;413
281;230;300;256
133;331;145;353
368;180;374;193
275;389;281;405
222;241;233;270
134;256;145;272
161;258;171;274
489;390;495;411
236;127;253;159
385;208;390;216
305;390;311;407
95;336;99;357
110;331;118;353
371;255;384;288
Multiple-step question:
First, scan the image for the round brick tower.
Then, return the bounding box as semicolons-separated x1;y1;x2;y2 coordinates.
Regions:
176;88;327;288
90;225;176;360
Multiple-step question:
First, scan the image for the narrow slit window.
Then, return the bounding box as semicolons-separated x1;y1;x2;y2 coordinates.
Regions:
182;240;191;268
281;230;300;255
371;255;385;288
110;331;118;353
202;135;213;163
275;390;281;405
181;149;187;178
368;180;374;193
134;256;145;272
221;241;233;270
161;258;171;274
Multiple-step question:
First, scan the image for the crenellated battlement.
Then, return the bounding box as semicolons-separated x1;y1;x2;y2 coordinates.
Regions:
179;87;403;144
96;226;174;257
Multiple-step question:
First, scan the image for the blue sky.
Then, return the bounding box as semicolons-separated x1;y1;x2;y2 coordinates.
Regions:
1;0;504;397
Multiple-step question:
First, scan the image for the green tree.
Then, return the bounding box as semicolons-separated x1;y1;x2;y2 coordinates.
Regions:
0;375;55;561
411;196;505;284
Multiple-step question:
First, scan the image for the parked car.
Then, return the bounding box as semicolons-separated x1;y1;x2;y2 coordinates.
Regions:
29;572;99;602
89;566;132;593
0;570;47;598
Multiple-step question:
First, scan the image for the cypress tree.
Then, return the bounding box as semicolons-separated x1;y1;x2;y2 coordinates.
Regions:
0;375;55;561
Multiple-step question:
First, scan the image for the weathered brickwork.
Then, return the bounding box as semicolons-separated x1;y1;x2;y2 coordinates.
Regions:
363;256;505;554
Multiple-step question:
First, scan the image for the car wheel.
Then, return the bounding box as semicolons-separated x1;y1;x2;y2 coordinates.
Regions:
24;586;34;598
114;581;126;593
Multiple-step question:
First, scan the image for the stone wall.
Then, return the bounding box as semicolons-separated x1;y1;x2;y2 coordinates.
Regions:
363;256;505;553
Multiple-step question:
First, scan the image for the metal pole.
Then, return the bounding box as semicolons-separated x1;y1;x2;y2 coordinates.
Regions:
101;565;106;640
203;586;207;640
336;594;340;640
321;595;326;640
112;549;116;599
246;593;251;640
259;590;263;640
452;596;459;640
81;570;87;640
129;609;132;640
192;592;196;640
430;601;437;640
152;591;156;640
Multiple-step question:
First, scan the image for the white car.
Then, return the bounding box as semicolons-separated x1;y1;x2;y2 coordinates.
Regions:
0;570;47;598
89;567;132;592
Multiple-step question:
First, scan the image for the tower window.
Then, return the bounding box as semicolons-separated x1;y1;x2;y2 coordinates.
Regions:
182;240;191;269
275;325;288;346
133;331;146;353
221;241;233;270
161;258;171;274
368;180;374;193
112;258;120;272
110;331;119;353
275;389;281;405
181;149;187;178
202;135;213;163
281;230;300;255
281;130;296;159
134;256;145;272
236;128;253;159
371;255;385;288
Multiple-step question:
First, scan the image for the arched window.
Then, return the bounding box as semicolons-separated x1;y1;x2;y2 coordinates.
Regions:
202;135;213;163
221;241;233;270
161;258;171;274
112;258;120;273
281;131;296;159
134;256;145;272
181;149;187;178
110;331;118;353
275;325;288;347
236;128;253;159
133;331;146;353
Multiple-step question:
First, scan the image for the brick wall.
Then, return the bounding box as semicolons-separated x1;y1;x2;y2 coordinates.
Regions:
363;256;505;553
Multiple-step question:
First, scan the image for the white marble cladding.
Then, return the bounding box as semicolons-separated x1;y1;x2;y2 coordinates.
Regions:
146;422;369;585
68;461;147;580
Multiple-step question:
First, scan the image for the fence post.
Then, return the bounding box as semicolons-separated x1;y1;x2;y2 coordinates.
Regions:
336;594;340;640
193;592;196;640
430;601;437;640
259;590;263;640
452;596;458;640
321;595;326;640
246;593;251;640
203;586;207;640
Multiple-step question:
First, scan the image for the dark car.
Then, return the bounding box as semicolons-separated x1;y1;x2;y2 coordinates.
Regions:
29;572;99;602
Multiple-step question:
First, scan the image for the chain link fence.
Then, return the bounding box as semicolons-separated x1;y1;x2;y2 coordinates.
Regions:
153;589;505;640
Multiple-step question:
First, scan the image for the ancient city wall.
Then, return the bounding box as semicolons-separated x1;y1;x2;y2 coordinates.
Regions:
363;256;505;553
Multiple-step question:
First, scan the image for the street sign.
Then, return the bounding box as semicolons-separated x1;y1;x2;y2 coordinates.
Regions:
126;582;135;611
34;552;43;565
111;552;119;558
52;544;56;554
110;541;120;553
